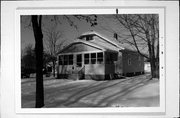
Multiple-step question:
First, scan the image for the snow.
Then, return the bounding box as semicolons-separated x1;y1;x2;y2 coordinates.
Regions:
21;74;159;108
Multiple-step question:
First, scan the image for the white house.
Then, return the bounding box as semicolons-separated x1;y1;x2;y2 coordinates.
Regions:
57;31;144;80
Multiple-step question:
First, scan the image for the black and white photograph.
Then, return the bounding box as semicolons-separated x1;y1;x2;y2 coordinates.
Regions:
21;14;160;108
1;1;179;118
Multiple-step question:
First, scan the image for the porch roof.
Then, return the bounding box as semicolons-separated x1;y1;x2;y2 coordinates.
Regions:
57;40;117;55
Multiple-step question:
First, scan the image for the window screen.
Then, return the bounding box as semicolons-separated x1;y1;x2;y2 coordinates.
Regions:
59;55;63;65
69;55;73;65
84;53;89;64
77;54;82;67
97;52;103;64
91;53;96;64
64;55;68;65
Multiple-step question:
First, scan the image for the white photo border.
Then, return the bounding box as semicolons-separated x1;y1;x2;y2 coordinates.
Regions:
15;7;165;114
0;1;176;117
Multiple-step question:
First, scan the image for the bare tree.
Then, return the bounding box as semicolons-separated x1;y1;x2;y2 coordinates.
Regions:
27;15;97;108
44;26;65;77
113;14;159;78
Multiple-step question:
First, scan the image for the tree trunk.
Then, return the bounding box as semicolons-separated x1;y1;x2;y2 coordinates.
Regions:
150;58;159;79
32;15;44;108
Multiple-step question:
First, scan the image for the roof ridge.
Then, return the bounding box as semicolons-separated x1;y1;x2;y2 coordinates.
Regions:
74;40;105;50
80;31;124;50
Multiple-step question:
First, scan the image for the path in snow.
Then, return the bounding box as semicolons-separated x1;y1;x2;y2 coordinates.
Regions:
21;74;159;108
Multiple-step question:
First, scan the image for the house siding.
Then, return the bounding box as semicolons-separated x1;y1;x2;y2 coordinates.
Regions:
60;43;102;54
114;52;123;74
122;51;144;75
91;36;119;51
57;31;145;80
85;64;105;75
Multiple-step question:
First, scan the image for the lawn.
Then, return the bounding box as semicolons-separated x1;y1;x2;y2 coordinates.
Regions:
21;74;159;108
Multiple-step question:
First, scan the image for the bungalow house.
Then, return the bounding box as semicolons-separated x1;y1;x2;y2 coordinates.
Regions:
57;31;144;80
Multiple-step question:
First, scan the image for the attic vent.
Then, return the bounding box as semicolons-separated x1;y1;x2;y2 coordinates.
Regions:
86;36;93;41
79;35;94;41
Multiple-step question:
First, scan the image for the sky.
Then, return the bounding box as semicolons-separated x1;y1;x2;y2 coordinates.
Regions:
20;15;150;55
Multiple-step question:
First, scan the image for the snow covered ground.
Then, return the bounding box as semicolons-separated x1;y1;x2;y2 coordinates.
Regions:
21;74;159;108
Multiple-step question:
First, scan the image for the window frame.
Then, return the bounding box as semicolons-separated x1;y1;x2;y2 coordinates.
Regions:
58;54;74;65
84;53;90;64
59;55;64;65
76;54;82;67
128;58;131;65
97;52;103;64
68;54;73;65
63;55;68;65
86;35;93;41
91;53;96;64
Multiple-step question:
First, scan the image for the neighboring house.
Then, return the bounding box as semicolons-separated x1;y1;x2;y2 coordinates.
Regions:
57;31;144;80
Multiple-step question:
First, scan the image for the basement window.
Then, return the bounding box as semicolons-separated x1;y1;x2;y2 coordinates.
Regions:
91;53;96;64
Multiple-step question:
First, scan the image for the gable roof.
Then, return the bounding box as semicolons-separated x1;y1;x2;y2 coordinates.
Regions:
78;31;125;50
58;31;144;55
58;40;117;54
78;31;147;54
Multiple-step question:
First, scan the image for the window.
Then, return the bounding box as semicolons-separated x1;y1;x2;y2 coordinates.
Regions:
86;36;93;41
97;52;103;64
128;58;131;65
79;35;94;41
84;53;89;64
79;36;86;40
77;54;82;67
69;55;73;65
59;55;63;65
64;55;68;65
91;53;96;64
59;54;73;65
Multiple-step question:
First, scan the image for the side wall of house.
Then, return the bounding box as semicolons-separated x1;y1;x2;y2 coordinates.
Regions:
114;52;123;74
122;51;144;76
